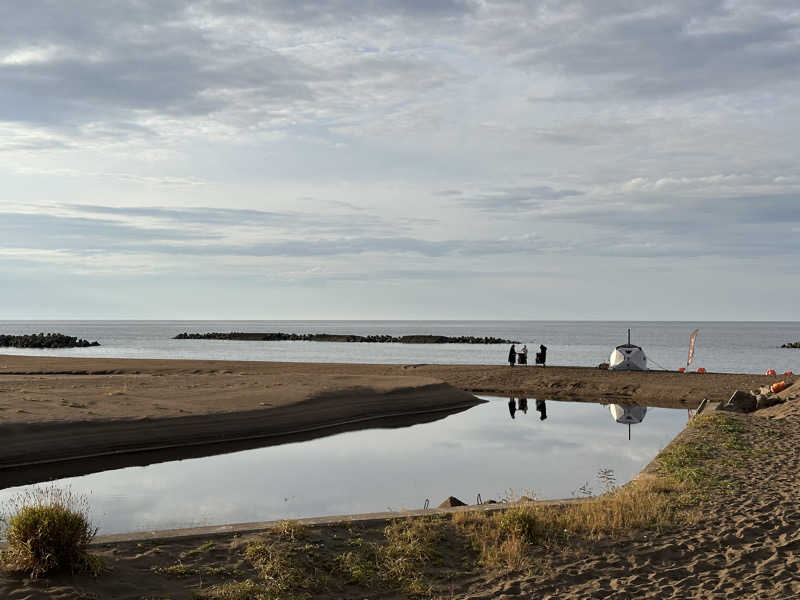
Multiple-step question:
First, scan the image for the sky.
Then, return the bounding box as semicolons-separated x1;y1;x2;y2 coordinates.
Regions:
2;0;799;320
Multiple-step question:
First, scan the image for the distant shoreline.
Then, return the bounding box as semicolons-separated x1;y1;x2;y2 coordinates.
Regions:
0;333;100;349
173;332;518;344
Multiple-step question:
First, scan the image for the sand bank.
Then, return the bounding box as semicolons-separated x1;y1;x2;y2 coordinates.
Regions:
0;354;776;416
0;374;480;488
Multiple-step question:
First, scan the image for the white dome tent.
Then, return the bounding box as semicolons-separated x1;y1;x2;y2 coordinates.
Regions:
609;328;648;371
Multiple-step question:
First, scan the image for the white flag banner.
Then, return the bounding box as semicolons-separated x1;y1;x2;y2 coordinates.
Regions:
687;329;699;367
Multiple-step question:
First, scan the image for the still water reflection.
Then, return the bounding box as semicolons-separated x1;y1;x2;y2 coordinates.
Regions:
0;397;686;535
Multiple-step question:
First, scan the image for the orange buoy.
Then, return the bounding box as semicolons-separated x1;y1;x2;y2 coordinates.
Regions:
766;369;776;376
785;371;793;376
771;381;789;394
678;367;685;372
697;367;706;373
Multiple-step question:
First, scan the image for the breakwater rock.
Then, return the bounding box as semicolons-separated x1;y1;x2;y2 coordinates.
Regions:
781;342;800;348
0;333;101;349
174;332;517;344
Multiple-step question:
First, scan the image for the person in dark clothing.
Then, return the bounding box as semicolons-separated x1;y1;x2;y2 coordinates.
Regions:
508;397;517;419
517;397;528;414
536;399;547;420
535;344;547;367
508;344;516;366
518;344;528;365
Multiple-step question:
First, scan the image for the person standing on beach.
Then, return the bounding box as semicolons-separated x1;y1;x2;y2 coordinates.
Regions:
535;344;547;367
508;344;516;366
519;344;528;365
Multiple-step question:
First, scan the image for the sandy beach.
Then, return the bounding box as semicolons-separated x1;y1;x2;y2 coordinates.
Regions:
0;357;796;598
0;353;776;423
1;355;797;598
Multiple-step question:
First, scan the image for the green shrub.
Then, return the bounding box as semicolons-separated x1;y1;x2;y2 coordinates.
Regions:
1;486;99;579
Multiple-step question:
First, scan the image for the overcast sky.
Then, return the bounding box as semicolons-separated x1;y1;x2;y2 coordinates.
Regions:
2;1;799;319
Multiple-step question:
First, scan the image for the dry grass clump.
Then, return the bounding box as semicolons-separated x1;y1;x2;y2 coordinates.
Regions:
1;486;100;579
335;516;449;595
272;519;306;541
195;520;449;599
455;476;696;571
245;541;318;595
453;508;543;571
557;476;696;538
375;516;448;594
191;578;275;600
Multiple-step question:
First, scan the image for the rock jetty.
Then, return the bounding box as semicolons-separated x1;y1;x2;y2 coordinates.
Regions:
781;342;800;348
0;333;100;349
173;332;517;344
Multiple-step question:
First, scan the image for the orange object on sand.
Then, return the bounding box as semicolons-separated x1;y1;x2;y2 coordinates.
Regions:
696;367;706;373
678;367;685;372
771;381;789;394
766;369;776;376
785;371;793;377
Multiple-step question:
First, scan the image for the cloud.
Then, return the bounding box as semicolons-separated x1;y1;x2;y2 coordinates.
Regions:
64;204;391;235
2;1;800;319
458;186;584;212
0;0;467;145
0;211;214;249
0;207;540;261
473;1;800;100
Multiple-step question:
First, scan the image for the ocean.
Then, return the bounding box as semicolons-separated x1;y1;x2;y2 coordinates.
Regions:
0;320;798;374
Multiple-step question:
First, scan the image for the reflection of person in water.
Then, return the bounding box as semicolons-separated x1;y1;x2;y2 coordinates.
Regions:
536;399;547;420
508;397;517;419
517;397;528;414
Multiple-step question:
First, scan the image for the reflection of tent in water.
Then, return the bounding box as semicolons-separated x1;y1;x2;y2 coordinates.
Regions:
609;404;647;440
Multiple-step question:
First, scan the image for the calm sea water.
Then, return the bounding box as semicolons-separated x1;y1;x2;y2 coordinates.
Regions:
0;397;687;535
0;320;798;374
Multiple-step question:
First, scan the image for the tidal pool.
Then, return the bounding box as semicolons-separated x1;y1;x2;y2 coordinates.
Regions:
0;397;687;535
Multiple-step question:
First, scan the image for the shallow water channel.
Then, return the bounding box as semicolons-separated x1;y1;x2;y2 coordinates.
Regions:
1;397;688;536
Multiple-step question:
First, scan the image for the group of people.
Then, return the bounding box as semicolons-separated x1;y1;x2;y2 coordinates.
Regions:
507;343;547;366
508;397;547;420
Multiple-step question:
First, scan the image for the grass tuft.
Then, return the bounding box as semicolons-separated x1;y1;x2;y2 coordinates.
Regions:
191;579;276;600
244;542;304;593
1;486;100;579
272;520;306;541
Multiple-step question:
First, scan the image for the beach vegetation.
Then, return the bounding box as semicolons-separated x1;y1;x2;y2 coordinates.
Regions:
152;561;198;578
373;516;448;593
656;412;750;487
243;538;336;596
333;517;449;595
191;579;281;600
153;561;243;580
183;540;215;556
454;469;698;572
272;519;306;541
0;486;100;579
